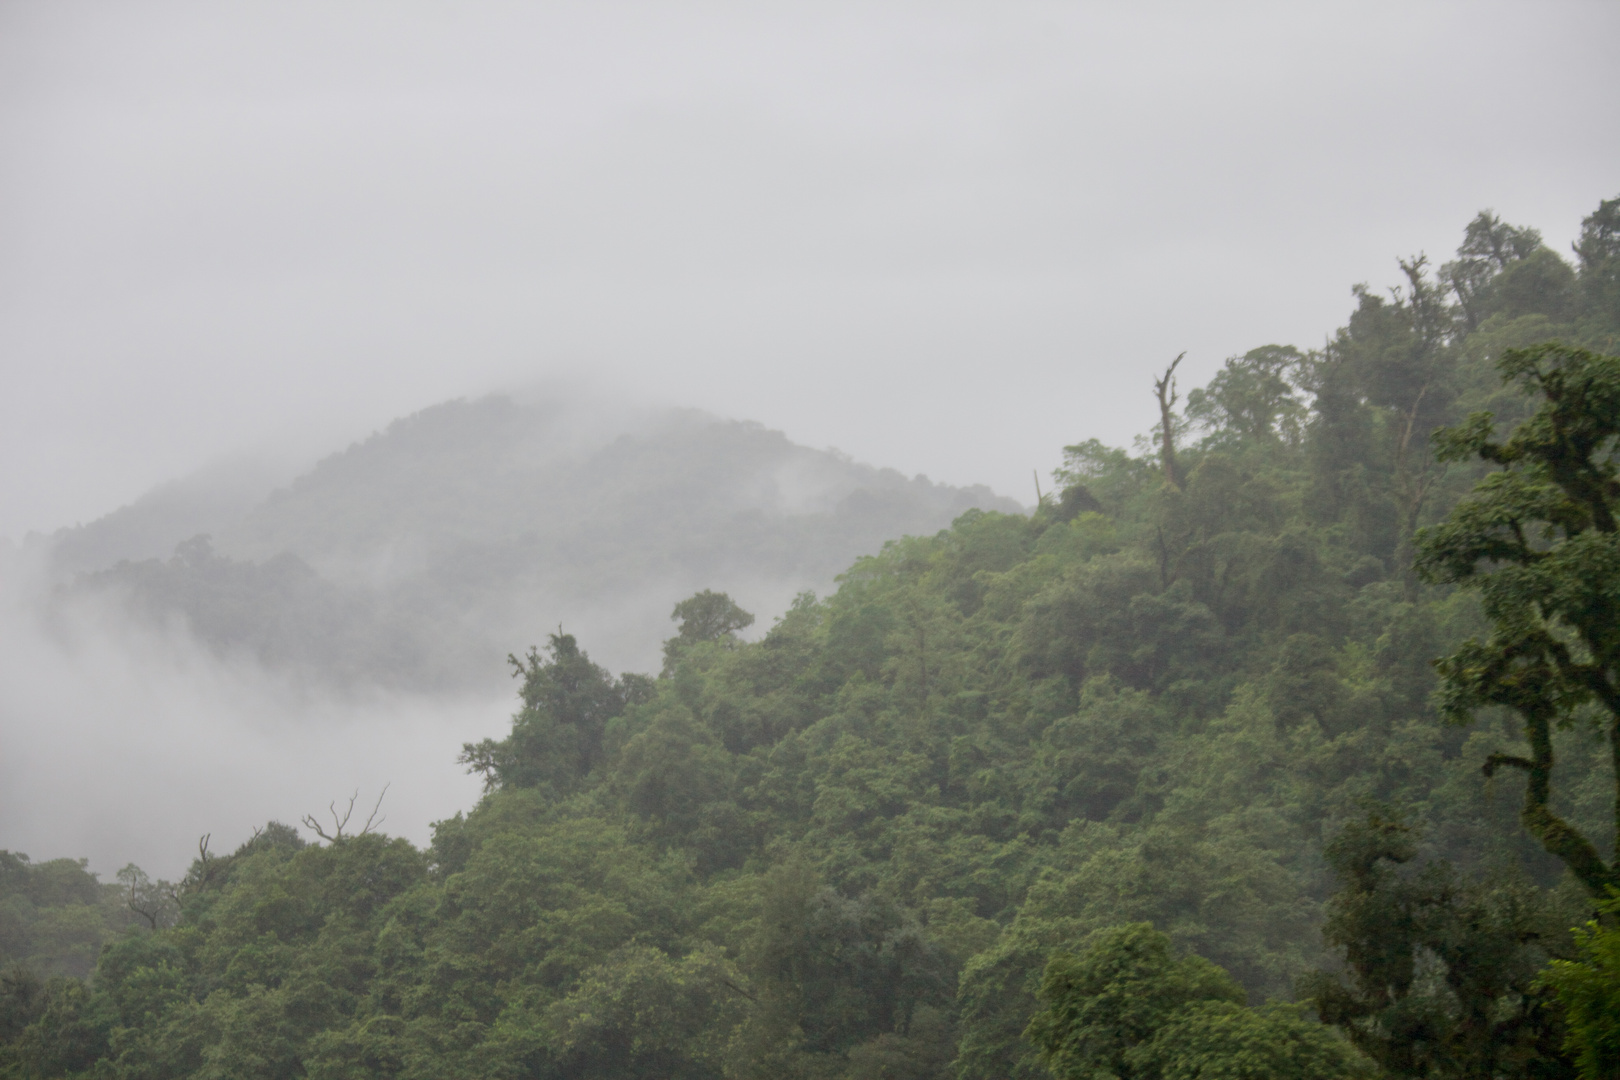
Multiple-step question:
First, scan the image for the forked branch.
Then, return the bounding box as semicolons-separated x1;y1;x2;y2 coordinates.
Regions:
302;784;390;842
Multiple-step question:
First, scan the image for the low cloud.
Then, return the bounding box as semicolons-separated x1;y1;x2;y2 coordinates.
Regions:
0;543;509;880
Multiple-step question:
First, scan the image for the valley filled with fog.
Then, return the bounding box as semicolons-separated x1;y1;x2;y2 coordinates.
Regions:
1;394;1018;875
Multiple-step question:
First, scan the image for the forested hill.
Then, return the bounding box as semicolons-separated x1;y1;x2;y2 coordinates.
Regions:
4;197;1620;1079
46;403;1020;690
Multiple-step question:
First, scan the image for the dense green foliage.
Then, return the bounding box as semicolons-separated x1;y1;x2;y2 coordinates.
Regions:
1;854;133;980
1540;892;1620;1080
1303;813;1578;1078
1027;923;1362;1080
1416;342;1620;897
6;196;1620;1078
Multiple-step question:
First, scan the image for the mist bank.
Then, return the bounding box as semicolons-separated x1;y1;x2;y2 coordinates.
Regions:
0;542;508;879
40;396;1021;690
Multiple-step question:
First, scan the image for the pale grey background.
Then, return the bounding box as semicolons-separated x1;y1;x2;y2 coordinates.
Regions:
3;1;1617;539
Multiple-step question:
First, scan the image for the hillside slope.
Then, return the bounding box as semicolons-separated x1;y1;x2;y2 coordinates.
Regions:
6;196;1620;1080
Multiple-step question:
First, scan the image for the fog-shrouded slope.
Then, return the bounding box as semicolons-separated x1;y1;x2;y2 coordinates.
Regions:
51;396;1021;690
44;455;291;576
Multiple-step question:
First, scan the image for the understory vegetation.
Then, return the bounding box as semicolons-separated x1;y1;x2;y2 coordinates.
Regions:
5;196;1620;1079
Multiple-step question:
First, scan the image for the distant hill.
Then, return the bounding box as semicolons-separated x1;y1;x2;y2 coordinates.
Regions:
46;456;288;576
51;396;1021;690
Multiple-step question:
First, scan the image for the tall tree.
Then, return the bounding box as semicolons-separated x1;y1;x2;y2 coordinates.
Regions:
1443;210;1545;332
1184;345;1308;448
1306;813;1574;1079
1416;343;1620;898
460;631;646;790
662;590;755;674
1573;196;1620;340
1153;353;1187;490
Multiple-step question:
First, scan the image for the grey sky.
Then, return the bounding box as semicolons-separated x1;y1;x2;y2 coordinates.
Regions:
2;1;1618;538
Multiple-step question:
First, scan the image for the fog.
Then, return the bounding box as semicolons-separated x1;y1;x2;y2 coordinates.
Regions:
0;543;506;879
4;2;1618;538
1;2;1618;875
0;523;845;878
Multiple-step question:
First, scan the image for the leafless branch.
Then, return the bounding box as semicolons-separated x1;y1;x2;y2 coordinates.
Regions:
1154;352;1187;490
303;790;357;841
361;783;389;835
302;785;389;842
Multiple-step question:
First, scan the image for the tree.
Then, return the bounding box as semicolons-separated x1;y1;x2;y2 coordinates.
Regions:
1185;345;1308;448
733;859;952;1078
544;944;747;1080
662;590;754;675
115;863;180;930
1305;813;1574;1079
1153;353;1188;490
1415;343;1620;898
1047;482;1103;524
1573;196;1620;338
1539;891;1620;1080
0;976;105;1078
460;632;646;791
1443;211;1545;332
611;701;746;874
1024;923;1244;1080
1028;923;1363;1080
1137;1001;1366;1080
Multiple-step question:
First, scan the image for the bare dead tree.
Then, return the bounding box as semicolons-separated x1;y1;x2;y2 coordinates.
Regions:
159;833;220;905
118;864;168;929
129;899;162;929
1153;352;1187;490
193;833;214;885
302;784;390;843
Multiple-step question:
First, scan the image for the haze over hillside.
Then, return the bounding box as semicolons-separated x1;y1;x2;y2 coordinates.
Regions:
45;395;1022;688
3;3;1618;1072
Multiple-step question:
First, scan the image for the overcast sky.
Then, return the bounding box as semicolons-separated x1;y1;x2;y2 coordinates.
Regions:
2;1;1617;539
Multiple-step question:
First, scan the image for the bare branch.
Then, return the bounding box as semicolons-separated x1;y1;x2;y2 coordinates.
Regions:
1153;352;1187;490
160;834;219;904
302;787;388;842
1482;753;1535;777
359;783;390;836
301;789;356;842
118;864;161;929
